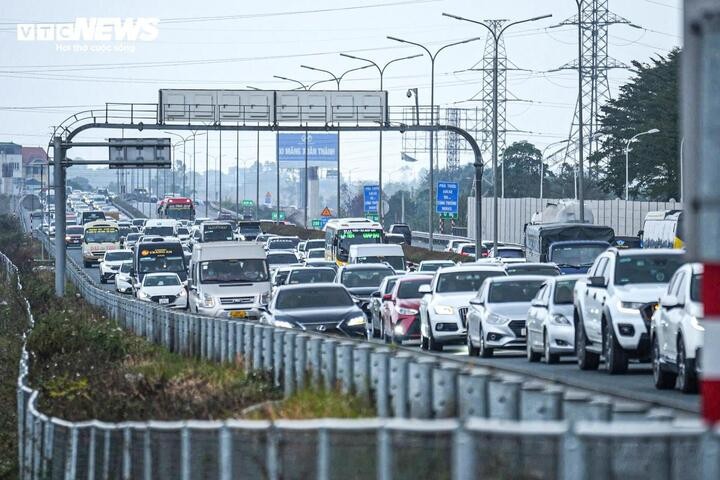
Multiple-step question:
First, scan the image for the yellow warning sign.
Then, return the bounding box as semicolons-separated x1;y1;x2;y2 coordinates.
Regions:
321;207;332;217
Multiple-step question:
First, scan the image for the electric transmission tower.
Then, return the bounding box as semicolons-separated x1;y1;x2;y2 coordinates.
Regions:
478;20;509;158
554;0;637;166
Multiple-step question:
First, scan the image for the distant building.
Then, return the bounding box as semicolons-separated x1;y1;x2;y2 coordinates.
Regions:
0;142;23;195
22;146;47;193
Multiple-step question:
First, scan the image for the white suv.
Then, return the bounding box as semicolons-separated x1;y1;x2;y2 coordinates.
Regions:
573;248;685;374
418;265;507;351
651;263;703;393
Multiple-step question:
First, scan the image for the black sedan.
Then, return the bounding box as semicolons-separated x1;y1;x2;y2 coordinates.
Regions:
261;283;367;337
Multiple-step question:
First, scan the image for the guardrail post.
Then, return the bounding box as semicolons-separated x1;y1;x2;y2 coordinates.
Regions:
487;375;522;420
457;368;490;419
645;408;675;422
520;382;563;421
317;427;329;480
389;352;411;418
273;329;285;387
181;424;191;480
377;424;391;480
262;326;274;371
226;321;236;364
294;334;309;390
408;358;434;419
432;362;460;419
370;348;391;418
453;424;473;480
234;322;244;363
336;342;354;394
353;344;372;402
219;320;229;363
560;424;584;480
321;339;337;390
610;401;649;421
701;428;720;480
307;337;323;388
243;324;254;373
253;325;263;371
220;424;233;480
283;331;297;396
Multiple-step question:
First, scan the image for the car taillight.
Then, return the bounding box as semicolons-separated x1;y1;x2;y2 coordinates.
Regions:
481;252;489;257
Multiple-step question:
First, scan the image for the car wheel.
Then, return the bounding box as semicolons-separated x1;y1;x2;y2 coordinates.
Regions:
526;334;541;362
83;260;91;268
421;334;429;350
428;333;443;352
543;330;559;364
467;331;479;357
652;336;677;390
603;320;628;374
100;277;106;284
576;314;599;370
676;337;698;394
479;328;493;358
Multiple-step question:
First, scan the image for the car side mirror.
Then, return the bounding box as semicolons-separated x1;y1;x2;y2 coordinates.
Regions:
660;294;682;309
469;298;484;306
371;291;381;298
531;299;546;308
588;276;607;288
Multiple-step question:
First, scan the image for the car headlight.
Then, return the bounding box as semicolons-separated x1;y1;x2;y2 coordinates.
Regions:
202;294;215;308
178;288;187;297
487;313;511;325
394;324;405;335
551;314;571;326
618;300;644;313
274;320;296;329
260;292;270;305
346;315;366;326
434;305;454;315
396;307;419;315
137;291;150;299
691;316;704;331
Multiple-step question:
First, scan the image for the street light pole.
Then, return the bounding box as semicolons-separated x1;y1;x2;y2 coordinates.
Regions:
624;128;660;200
441;12;552;254
387;35;483;250
300;64;374;218
339;53;422;225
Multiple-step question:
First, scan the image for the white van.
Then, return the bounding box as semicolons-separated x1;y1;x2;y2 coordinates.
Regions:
143;219;178;239
188;242;270;319
348;244;406;273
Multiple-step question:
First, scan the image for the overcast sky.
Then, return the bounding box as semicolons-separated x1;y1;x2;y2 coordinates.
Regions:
0;0;682;182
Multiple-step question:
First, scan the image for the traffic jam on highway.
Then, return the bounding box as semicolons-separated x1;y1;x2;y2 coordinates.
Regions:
41;191;702;395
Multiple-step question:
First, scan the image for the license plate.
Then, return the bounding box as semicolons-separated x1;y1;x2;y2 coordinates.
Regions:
521;328;527;336
159;298;170;305
230;310;247;318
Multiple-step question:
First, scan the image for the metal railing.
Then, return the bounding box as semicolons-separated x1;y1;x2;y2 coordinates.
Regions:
9;221;719;479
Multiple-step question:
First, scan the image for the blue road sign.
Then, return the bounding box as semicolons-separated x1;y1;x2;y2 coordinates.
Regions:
436;181;459;214
363;185;380;213
278;133;338;167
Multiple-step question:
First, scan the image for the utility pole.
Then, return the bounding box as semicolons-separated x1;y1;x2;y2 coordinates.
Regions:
442;12;551;254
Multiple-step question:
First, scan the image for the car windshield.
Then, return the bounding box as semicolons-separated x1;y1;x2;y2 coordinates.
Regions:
461;245;475;254
338;229;383;253
119;262;132;273
144;274;181;287
85;228;119;243
341;268;393;288
305;240;325;250
204;225;233;241
268;238;299;249
239;225;261;234
392;225;411;234
383;278;398;294
274;270;291;285
551;244;608;267
82;212;105;223
268;253;298;265
276;287;353;310
497;249;524;258
419;262;453;272
506;265;560;276
397;279;432;299
67;226;84;235
436;270;505;293
489;280;545;303
126;234;141;242
615;255;684;285
176;227;189;235
138;255;185;273
200;259;269;283
553;279;577;304
287;269;336;284
355;255;405;271
307;249;325;259
144;226;174;237
105;251;133;262
690;273;702;302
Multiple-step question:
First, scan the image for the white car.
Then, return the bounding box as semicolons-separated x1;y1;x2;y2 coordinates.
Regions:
574;248;685;374
445;238;471;253
526;275;584;363
417;260;456;273
488;246;526;264
114;261;134;294
175;226;191;244
418;265;507;351
266;250;300;273
99;249;134;284
135;272;188;309
466;276;548;357
305;248;326;261
651;262;703;393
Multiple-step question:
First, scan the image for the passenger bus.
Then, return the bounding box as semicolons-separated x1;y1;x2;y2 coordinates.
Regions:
323;218;384;266
641;210;684;249
82;220;120;267
133;240;187;284
157;197;195;221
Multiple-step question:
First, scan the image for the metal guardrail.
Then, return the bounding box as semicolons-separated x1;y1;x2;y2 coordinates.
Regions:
10;222;720;479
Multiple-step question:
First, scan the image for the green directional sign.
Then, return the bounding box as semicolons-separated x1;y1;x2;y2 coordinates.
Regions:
271;211;286;221
364;212;379;222
242;199;254;207
439;212;458;220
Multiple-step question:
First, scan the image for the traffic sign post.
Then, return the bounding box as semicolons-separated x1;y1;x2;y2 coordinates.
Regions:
363;185;380;216
436;181;459;216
